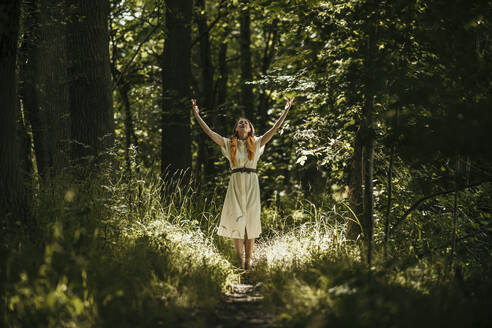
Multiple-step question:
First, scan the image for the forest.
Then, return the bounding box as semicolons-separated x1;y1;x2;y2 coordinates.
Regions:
1;0;491;327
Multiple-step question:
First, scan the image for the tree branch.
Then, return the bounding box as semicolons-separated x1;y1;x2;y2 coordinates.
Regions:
113;24;160;90
191;0;228;48
390;180;490;233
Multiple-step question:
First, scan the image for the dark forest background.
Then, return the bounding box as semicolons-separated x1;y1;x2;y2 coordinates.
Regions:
1;0;492;327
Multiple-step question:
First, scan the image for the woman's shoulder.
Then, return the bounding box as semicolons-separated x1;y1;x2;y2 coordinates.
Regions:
221;136;231;148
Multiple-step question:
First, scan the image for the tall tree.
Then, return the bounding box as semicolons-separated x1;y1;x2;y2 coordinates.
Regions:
360;8;378;265
20;0;70;178
239;0;254;119
0;0;26;217
194;0;216;182
18;0;42;175
161;0;193;175
67;0;114;164
38;0;70;175
216;31;230;112
258;19;278;133
347;129;364;239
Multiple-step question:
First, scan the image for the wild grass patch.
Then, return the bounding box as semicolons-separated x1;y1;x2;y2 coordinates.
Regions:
2;167;239;327
249;199;492;328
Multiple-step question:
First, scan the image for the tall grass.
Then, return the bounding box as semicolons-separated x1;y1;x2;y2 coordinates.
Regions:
3;151;491;327
248;195;492;328
2;160;239;327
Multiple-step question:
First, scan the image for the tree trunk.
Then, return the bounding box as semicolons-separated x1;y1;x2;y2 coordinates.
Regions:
347;128;364;240
362;124;375;266
0;0;27;218
239;0;254;120
258;20;278;132
384;143;395;259
161;0;193;177
216;30;230;129
449;156;460;275
360;15;377;266
195;0;217;182
18;0;45;176
18;99;34;179
38;0;70;176
384;106;398;259
119;84;134;176
67;0;114;165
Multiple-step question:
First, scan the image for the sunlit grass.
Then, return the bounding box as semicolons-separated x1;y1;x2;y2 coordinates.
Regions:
3;152;492;327
245;198;492;328
2;163;239;327
253;220;358;273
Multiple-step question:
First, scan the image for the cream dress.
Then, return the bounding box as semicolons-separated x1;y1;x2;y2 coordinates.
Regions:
217;135;265;239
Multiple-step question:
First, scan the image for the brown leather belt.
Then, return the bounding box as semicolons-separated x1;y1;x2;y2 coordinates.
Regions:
231;167;257;174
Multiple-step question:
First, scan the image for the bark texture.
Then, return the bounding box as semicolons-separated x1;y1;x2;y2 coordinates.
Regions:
195;0;217;182
20;0;70;177
239;1;254;119
18;0;42;175
67;0;114;164
0;0;26;216
258;20;278;133
161;0;193;175
347;128;364;239
216;29;230;130
38;0;70;175
347;6;377;267
360;13;377;266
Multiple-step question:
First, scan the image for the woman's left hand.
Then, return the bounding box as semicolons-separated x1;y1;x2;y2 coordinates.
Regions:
285;97;295;111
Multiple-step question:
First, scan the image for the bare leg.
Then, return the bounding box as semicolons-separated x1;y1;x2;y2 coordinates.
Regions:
233;238;245;269
244;229;254;270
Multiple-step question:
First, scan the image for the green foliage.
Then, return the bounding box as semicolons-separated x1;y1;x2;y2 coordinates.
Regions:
248;197;492;328
2;158;239;327
7;0;492;326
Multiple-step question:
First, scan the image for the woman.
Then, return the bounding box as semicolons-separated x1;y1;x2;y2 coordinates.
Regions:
191;97;294;270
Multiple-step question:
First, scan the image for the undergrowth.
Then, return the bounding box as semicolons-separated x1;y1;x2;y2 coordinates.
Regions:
1;163;239;327
2;155;492;327
249;197;492;328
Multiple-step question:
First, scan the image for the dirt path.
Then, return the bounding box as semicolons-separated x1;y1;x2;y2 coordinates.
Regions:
212;276;278;328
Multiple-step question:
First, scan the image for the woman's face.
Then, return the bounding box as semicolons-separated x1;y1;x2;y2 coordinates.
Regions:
235;119;251;135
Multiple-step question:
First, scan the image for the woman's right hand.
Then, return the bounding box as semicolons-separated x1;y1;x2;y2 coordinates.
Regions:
191;99;199;116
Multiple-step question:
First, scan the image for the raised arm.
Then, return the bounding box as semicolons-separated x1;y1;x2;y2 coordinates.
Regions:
191;99;225;148
260;97;295;147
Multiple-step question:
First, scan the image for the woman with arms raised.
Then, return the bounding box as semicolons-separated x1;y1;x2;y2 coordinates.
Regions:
191;97;294;270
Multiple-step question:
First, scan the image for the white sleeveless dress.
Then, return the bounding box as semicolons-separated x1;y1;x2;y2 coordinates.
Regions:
217;136;265;239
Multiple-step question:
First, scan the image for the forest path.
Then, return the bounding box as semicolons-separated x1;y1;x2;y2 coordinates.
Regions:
212;276;278;327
